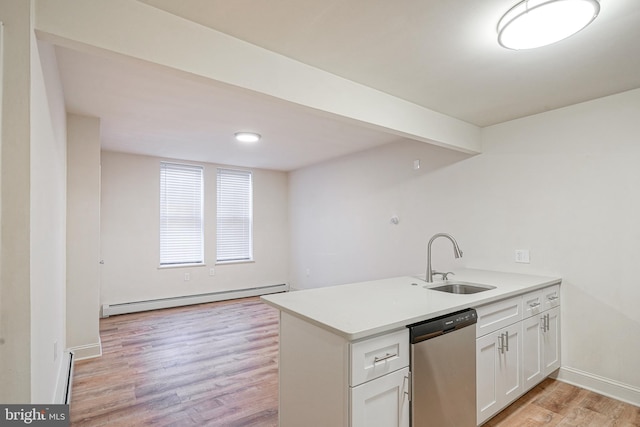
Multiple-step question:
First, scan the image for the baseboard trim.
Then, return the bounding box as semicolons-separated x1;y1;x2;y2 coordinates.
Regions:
555;366;640;407
101;284;289;317
69;339;102;361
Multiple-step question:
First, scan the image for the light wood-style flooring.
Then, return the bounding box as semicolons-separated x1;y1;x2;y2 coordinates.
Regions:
71;297;279;426
70;297;640;426
486;378;640;426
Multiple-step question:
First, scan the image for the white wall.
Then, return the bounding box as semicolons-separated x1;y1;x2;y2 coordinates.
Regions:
289;88;640;402
289;139;472;289
66;114;101;359
30;38;68;403
0;1;68;403
100;151;289;305
0;0;33;403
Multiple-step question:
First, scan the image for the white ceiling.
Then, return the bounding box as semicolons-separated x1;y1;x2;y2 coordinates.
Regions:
54;0;640;171
56;46;399;171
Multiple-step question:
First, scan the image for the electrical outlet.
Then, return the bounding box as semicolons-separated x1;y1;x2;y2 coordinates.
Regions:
209;268;215;276
184;272;190;281
515;249;530;263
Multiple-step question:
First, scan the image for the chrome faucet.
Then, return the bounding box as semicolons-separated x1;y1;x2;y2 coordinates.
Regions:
426;233;463;283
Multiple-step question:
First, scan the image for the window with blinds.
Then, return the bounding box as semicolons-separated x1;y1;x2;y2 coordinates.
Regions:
159;162;204;266
216;168;253;262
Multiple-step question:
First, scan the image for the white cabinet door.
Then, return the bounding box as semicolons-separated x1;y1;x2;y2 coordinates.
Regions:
499;324;523;407
351;367;410;427
523;306;561;392
477;331;500;424
476;324;523;425
522;314;543;390
543;307;561;375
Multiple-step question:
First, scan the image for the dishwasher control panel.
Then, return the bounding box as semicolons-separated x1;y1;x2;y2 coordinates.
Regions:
408;308;477;343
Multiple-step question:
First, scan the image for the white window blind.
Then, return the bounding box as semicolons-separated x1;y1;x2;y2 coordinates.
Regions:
160;162;204;266
217;168;253;262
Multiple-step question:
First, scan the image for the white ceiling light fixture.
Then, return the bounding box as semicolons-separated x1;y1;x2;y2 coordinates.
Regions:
234;132;261;143
497;0;600;50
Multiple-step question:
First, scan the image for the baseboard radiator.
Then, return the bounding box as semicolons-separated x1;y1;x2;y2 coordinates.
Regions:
101;283;288;317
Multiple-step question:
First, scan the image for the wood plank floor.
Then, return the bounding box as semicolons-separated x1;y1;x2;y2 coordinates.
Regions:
71;297;279;426
70;297;640;426
485;378;640;426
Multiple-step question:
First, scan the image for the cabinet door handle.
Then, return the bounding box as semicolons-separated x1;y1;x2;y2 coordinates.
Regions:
373;352;398;364
498;333;509;353
404;372;411;401
540;313;550;332
546;313;550;331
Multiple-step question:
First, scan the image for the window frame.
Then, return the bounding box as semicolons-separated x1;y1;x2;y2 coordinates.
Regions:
216;168;254;264
159;161;205;267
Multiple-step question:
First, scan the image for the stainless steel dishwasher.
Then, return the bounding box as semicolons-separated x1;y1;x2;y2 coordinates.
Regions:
408;308;477;427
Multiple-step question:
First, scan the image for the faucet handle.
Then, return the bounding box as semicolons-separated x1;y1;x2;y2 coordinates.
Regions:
430;271;455;281
432;271;446;281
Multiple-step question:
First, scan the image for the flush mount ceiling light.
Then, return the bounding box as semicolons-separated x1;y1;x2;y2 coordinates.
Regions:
234;132;261;143
497;0;600;50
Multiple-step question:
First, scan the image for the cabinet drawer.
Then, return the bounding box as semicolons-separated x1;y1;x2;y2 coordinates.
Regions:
475;296;522;338
350;329;409;386
541;285;560;311
523;285;561;318
522;289;545;319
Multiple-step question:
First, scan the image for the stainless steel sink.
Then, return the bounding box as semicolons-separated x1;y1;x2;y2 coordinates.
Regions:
428;281;496;294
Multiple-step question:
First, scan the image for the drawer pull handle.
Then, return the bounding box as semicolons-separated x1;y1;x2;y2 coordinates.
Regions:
373;353;398;364
528;302;541;308
547;295;559;301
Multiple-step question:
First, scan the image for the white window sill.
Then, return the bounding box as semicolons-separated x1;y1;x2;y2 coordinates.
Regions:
215;259;254;266
158;263;206;269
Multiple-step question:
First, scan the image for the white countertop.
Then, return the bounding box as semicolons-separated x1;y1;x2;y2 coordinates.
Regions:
261;269;561;341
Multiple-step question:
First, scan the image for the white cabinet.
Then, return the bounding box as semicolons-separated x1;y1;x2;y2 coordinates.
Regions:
522;314;544;389
278;312;409;427
476;295;524;425
476;285;561;425
477;323;523;425
476;295;522;338
351;367;410;427
350;329;410;427
350;329;410;386
522;288;561;391
543;307;560;373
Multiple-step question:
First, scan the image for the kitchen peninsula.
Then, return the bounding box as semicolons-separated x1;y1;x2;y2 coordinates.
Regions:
262;269;562;427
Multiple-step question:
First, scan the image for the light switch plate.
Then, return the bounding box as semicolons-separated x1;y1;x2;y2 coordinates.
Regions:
515;249;530;263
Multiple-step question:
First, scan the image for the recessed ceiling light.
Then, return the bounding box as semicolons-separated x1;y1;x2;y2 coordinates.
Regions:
497;0;600;50
234;132;261;143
